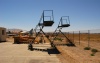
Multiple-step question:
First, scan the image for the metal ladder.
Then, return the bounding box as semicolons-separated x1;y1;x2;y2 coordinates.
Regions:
32;10;55;47
52;16;75;46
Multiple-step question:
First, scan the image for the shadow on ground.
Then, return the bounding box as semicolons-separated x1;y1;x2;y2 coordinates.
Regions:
54;43;76;47
28;47;60;54
47;47;60;54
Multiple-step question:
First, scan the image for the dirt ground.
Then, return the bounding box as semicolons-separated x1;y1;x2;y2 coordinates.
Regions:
56;44;100;63
56;40;100;63
1;37;100;63
0;38;61;63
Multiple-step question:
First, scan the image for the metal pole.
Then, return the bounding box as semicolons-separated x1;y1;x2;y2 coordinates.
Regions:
88;30;90;47
61;17;63;25
68;16;70;25
73;31;74;43
43;11;44;22
79;31;80;45
68;32;69;38
52;10;54;21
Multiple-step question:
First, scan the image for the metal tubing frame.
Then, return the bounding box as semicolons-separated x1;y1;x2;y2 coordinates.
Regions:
52;16;75;46
52;27;74;44
33;25;55;48
61;16;70;25
38;10;54;27
58;16;70;27
43;10;54;23
32;10;55;48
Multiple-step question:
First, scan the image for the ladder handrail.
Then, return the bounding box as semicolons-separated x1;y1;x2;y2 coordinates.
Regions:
51;16;75;46
32;10;55;48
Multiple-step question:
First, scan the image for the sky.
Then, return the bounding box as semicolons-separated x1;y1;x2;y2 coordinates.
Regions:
0;0;100;32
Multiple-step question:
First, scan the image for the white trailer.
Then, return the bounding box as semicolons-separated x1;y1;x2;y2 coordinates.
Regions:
0;27;6;42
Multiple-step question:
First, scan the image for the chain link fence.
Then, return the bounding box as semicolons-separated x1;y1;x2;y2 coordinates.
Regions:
65;29;100;49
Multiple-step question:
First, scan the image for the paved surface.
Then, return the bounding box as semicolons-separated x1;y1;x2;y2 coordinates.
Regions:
0;42;61;63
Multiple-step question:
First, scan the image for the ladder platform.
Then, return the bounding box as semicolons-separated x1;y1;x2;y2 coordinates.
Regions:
58;24;70;27
43;21;54;26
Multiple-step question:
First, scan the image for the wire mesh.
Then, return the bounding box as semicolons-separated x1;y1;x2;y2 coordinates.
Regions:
66;29;100;50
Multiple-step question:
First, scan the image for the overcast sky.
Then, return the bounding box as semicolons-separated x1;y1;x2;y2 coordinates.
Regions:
0;0;100;32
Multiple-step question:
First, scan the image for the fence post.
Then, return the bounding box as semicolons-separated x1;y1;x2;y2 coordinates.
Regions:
73;31;74;43
67;32;69;38
88;30;90;47
79;31;80;45
68;32;69;38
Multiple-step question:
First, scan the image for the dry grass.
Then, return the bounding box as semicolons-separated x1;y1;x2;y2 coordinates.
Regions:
53;33;100;63
66;33;100;42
